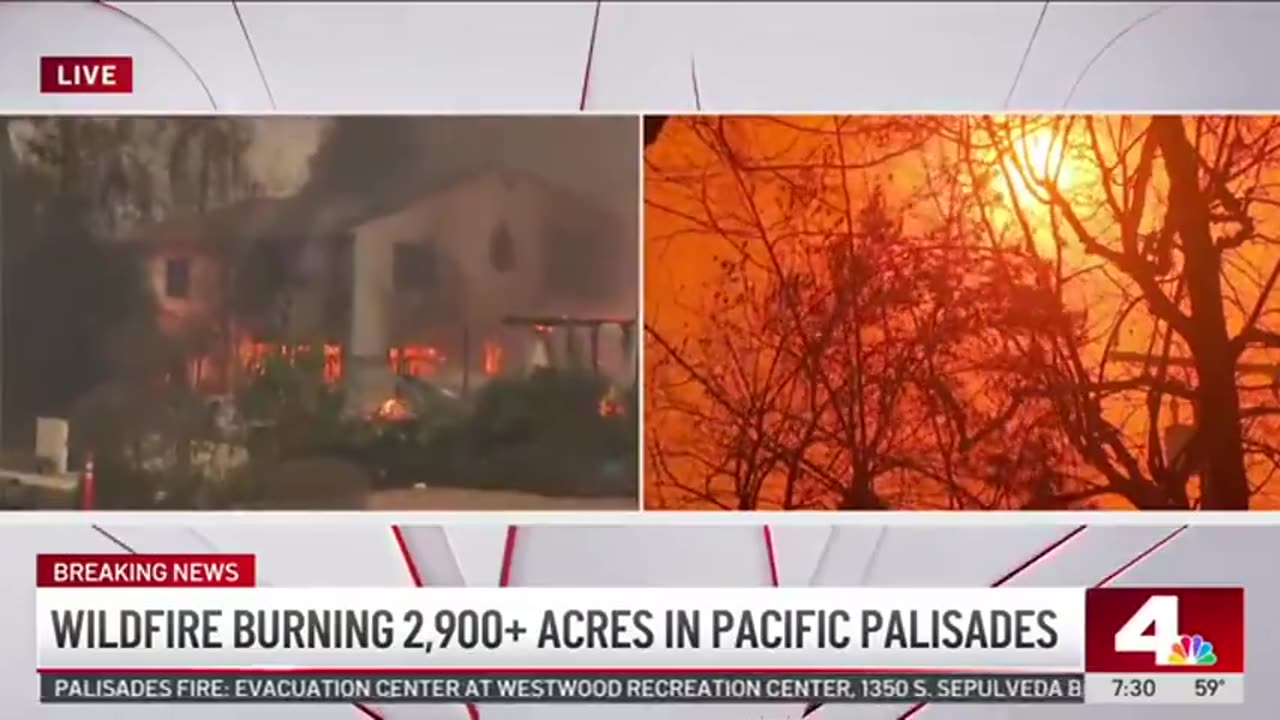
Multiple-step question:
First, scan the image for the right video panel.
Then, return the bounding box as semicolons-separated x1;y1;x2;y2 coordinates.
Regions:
643;115;1280;511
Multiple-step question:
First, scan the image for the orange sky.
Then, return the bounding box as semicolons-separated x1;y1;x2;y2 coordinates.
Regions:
644;115;1280;511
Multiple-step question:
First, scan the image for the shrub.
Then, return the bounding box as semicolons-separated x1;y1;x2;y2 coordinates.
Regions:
453;370;638;496
294;370;639;499
237;347;347;460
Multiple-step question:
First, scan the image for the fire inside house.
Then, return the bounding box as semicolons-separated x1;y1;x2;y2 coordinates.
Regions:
236;341;446;386
234;314;638;416
139;169;638;419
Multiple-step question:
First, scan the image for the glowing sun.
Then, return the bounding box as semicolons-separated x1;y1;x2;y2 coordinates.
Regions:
997;126;1076;205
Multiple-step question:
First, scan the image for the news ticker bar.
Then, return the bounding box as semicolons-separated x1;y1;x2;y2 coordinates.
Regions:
39;671;1244;704
42;671;1082;704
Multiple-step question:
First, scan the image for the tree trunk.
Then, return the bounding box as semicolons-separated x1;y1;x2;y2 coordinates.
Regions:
644;116;669;148
838;472;887;509
1150;116;1251;509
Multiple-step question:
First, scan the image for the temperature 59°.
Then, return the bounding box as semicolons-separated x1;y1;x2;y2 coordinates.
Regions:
1195;678;1228;698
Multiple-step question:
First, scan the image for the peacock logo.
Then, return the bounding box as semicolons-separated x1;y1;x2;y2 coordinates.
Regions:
1167;634;1217;666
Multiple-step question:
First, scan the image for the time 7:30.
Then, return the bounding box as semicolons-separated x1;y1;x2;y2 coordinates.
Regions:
1112;678;1156;697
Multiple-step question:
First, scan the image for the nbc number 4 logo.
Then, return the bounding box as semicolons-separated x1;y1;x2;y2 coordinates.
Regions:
1113;595;1217;666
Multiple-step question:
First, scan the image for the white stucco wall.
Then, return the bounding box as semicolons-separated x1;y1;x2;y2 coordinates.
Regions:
348;170;631;412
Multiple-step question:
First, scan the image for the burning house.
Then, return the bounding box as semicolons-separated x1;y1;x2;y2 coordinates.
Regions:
120;169;637;415
345;169;636;415
117;197;299;392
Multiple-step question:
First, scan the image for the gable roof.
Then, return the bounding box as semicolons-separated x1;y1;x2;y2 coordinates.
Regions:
116;167;622;258
349;167;620;236
115;197;289;251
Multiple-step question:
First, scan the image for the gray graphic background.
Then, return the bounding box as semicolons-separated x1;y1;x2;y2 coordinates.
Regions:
1;521;1273;719
2;2;1278;113
3;1;1280;718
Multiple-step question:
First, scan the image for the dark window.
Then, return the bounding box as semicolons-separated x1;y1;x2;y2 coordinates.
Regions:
489;223;516;272
164;257;191;299
393;242;436;292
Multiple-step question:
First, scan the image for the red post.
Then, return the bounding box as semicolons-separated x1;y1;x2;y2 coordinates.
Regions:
81;453;95;511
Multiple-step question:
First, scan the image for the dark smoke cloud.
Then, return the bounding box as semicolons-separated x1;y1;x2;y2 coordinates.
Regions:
295;116;639;314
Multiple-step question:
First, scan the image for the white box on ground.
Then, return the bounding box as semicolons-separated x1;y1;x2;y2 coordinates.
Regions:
35;417;69;475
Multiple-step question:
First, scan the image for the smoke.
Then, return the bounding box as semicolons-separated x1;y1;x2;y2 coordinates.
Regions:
304;116;637;215
244;118;327;197
297;116;639;315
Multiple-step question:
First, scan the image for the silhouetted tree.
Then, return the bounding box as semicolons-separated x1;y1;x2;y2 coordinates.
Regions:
644;116;669;148
946;115;1280;509
1;118;257;453
645;117;1067;510
645;115;1280;510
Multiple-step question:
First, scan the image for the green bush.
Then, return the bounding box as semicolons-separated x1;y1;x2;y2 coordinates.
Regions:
336;380;468;490
468;369;607;446
453;369;637;496
279;369;639;499
70;379;224;509
237;348;346;460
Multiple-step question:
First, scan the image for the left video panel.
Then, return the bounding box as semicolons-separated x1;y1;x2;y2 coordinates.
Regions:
0;116;640;510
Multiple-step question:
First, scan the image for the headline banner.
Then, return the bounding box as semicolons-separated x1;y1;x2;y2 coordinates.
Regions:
36;586;1083;671
34;554;1247;708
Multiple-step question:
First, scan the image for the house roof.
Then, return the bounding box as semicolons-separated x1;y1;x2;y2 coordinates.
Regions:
117;167;621;256
348;167;620;236
116;197;291;252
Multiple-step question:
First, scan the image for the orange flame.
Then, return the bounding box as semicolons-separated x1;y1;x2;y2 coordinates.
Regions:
239;340;343;384
598;387;624;417
483;341;503;375
322;345;342;383
376;396;412;421
389;345;443;378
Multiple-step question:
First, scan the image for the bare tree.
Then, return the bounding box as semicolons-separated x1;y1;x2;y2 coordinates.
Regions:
645;115;1280;510
644;117;1069;510
936;115;1280;509
5;118;259;462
